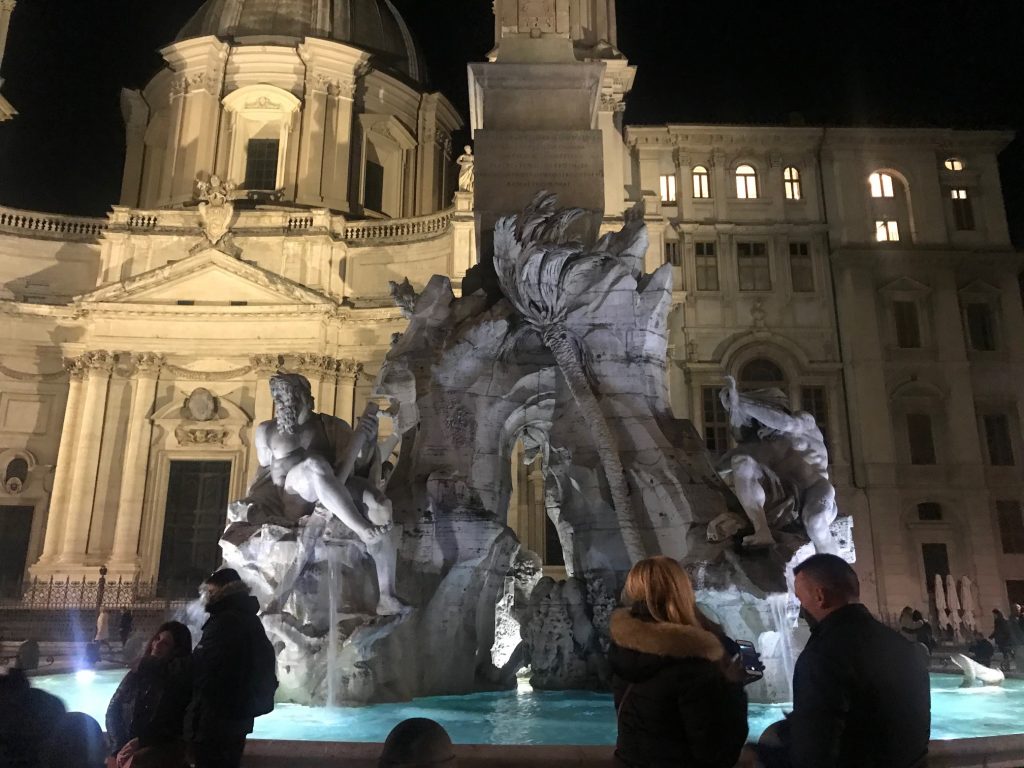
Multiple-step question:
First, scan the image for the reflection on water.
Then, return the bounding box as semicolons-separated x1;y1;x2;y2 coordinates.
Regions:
31;671;1024;745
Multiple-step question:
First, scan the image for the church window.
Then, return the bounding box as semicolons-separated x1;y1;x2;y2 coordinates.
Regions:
965;302;996;351
983;414;1015;466
244;138;280;190
944;157;965;171
737;241;770;291
660;174;677;204
692;166;710;198
789;242;814;292
739;358;786;389
364;160;385;213
950;188;975;230
917;502;943;521
695;241;719;291
997;500;1024;554
869;172;895;198
702;387;729;454
736;164;758;199
783;167;802;200
893;300;921;348
875;219;900;242
665;240;681;266
907;413;937;465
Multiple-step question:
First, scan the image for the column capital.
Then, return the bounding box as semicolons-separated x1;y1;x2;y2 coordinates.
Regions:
294;353;336;378
131;352;165;378
81;350;115;376
0;1;16;13
250;354;282;374
337;359;364;381
63;356;88;381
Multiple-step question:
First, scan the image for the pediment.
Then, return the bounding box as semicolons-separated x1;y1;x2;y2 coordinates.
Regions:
958;279;1001;298
77;248;335;307
879;276;931;296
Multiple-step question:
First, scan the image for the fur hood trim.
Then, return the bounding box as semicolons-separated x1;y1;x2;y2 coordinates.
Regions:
208;579;250;603
610;608;724;662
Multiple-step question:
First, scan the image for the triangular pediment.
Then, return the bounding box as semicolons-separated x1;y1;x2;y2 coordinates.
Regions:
958;279;1001;298
77;248;335;307
879;276;931;296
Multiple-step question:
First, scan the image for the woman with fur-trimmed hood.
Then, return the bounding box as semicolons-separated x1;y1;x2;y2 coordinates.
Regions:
609;557;748;768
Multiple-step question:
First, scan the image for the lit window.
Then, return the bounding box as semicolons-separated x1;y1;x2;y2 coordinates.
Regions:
736;164;758;199
784;167;802;200
984;414;1015;466
660;174;677;204
665;240;681;266
893;300;921;348
737;241;771;291
944;157;965;171
692;166;710;199
965;302;996;351
907;413;937;465
244;138;281;190
789;242;814;292
695;242;719;291
950;188;975;230
997;501;1024;554
869;172;895;198
702;387;729;454
875;219;900;242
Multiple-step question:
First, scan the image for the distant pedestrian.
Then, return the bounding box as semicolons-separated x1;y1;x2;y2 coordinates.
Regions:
184;569;277;768
95;608;112;648
990;609;1015;667
119;610;134;648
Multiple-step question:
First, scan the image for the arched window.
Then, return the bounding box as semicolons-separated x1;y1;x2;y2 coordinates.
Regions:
944;157;965;172
735;164;758;199
869;171;895;198
739;358;787;390
783;167;802;200
692;165;710;199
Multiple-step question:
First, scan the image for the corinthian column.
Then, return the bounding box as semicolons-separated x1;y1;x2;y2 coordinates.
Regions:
107;354;163;577
247;354;279;480
334;360;362;425
32;357;87;571
57;351;115;565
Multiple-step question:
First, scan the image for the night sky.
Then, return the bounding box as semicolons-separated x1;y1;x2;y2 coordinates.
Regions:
1;0;1023;244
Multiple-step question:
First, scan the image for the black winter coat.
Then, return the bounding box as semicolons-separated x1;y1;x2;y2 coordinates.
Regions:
788;603;930;768
608;608;748;768
105;655;191;754
184;587;269;743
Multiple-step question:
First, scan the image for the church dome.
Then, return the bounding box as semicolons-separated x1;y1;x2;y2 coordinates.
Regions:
176;0;425;82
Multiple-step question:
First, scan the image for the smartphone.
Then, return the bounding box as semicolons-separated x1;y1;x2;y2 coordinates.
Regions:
735;639;765;681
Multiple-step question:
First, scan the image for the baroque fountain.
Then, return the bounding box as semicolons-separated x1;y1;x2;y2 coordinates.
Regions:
216;193;852;707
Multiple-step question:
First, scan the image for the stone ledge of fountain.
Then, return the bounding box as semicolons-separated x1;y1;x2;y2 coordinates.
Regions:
240;735;1024;768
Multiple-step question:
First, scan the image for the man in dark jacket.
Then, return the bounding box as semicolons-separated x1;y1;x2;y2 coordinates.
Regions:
755;554;930;768
185;568;276;768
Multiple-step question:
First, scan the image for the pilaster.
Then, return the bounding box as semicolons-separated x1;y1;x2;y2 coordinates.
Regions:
334;360;363;425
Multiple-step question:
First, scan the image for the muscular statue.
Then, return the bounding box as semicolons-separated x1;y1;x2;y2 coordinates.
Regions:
717;376;838;554
225;373;405;615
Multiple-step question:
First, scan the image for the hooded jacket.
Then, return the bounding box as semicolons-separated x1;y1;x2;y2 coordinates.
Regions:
184;582;267;743
608;607;748;768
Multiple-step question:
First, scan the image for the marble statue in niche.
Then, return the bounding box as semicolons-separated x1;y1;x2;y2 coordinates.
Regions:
456;146;475;193
716;375;838;554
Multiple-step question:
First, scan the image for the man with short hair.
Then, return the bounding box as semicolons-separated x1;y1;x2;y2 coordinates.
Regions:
185;568;277;768
754;554;930;768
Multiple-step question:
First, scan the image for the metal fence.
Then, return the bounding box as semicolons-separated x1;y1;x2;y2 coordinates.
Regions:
0;575;197;611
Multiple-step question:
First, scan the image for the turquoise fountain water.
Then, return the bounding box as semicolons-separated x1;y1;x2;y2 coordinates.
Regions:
32;670;1024;745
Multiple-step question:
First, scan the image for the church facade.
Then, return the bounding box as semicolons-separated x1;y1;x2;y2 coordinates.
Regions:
0;0;1021;620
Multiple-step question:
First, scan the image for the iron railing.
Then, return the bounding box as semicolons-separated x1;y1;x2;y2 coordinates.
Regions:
0;575;198;611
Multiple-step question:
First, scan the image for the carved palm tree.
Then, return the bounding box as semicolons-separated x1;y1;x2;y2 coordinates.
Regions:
493;193;647;564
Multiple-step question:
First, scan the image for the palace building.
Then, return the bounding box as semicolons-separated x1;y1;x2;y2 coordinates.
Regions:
0;0;1021;620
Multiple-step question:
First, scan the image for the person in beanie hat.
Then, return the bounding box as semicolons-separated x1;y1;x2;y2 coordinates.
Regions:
379;718;457;767
184;569;277;768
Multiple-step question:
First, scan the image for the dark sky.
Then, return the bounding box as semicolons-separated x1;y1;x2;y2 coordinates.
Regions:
1;0;1023;243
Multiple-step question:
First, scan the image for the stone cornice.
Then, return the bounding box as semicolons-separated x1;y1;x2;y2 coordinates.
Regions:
830;246;1024;271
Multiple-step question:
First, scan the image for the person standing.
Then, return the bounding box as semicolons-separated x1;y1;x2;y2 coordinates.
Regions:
106;621;192;767
609;556;748;768
119;610;135;648
990;609;1015;668
184;569;277;768
752;554;930;768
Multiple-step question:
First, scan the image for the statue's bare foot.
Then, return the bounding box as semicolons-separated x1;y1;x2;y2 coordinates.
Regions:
357;523;392;544
742;530;777;549
376;594;411;617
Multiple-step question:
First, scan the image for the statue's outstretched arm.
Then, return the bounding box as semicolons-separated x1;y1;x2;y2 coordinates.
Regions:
722;376;801;434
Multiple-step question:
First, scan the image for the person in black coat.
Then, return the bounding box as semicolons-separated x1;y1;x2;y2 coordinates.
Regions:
753;554;931;768
608;556;748;768
185;568;276;768
106;620;192;766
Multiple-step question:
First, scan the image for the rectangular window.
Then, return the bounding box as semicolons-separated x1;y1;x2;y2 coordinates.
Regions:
665;241;681;267
660;174;677;204
984;414;1015;466
737;241;771;291
907;413;937;465
997;501;1024;554
695;242;719;291
702;387;730;454
244;138;280;190
875;219;900;242
893;301;921;348
789;242;814;292
966;303;996;351
364;160;385;212
950;188;975;231
693;168;710;199
801;386;830;451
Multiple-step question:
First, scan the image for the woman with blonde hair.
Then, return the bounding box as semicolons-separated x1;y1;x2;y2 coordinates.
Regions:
609;556;748;768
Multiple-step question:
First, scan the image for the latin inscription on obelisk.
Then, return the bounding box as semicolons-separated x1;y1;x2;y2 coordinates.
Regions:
517;0;557;33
